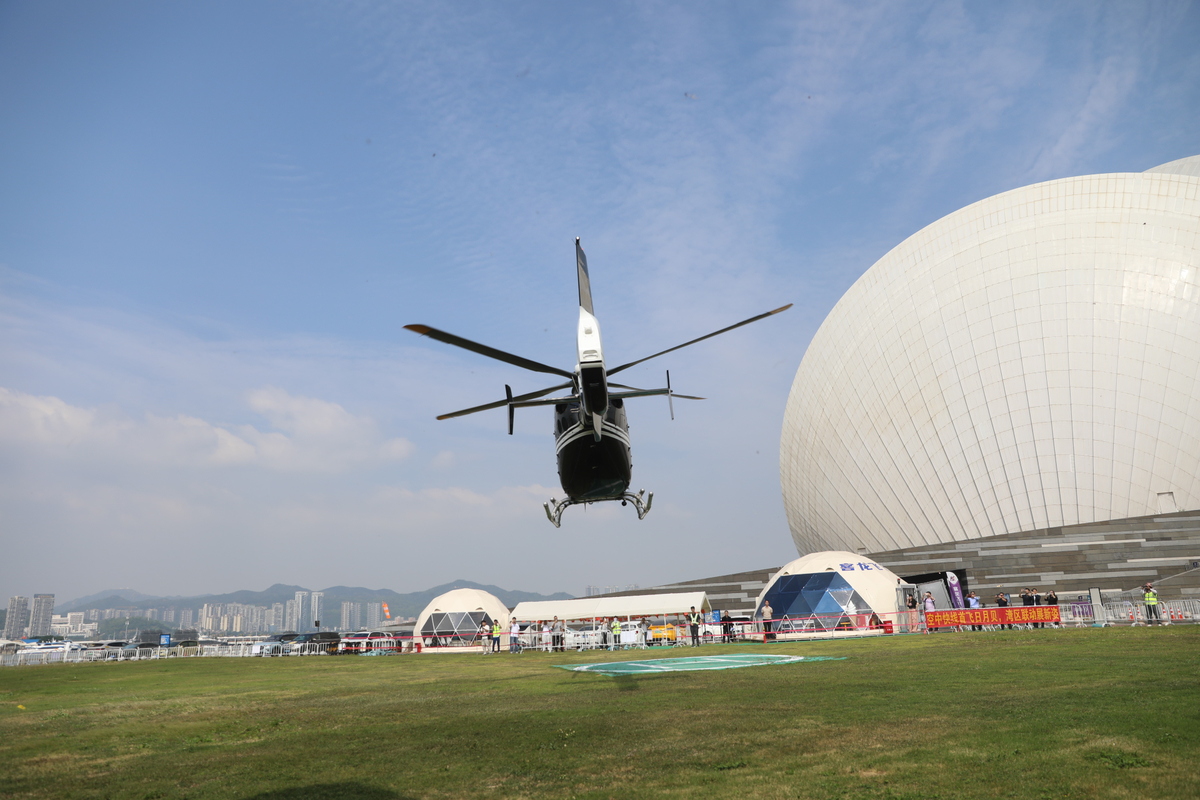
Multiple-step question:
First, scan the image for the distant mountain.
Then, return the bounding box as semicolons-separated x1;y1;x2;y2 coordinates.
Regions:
57;580;575;618
338;579;575;619
59;588;174;611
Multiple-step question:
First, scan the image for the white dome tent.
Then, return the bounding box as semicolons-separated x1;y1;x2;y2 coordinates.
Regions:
754;552;907;634
413;588;510;650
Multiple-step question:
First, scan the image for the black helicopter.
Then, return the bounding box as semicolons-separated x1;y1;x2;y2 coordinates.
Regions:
405;239;790;526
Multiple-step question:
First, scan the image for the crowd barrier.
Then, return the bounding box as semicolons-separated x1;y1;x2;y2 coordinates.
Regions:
5;600;1195;667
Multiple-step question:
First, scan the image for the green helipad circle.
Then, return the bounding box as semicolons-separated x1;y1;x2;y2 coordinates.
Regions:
557;653;845;676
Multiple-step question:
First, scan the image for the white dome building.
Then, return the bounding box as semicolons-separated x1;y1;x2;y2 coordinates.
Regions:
780;156;1200;595
413;588;510;648
753;552;906;629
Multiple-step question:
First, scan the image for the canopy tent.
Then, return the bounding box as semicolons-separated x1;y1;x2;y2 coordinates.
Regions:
510;591;710;622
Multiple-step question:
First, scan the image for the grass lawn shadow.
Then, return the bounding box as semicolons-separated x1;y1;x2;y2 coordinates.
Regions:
242;783;414;800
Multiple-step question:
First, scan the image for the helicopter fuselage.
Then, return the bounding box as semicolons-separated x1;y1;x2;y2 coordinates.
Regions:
554;396;631;501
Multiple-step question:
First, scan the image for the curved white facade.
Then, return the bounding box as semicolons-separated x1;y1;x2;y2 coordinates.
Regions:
781;158;1200;555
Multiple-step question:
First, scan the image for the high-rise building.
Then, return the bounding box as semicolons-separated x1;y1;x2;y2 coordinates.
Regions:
340;601;361;631
284;599;298;632
365;602;382;630
310;592;324;629
178;608;194;629
293;591;309;633
4;596;30;639
29;595;54;636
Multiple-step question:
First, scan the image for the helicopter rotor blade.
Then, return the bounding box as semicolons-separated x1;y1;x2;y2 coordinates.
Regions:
435;382;574;420
667;369;674;420
607;303;792;377
405;324;574;378
608;381;703;400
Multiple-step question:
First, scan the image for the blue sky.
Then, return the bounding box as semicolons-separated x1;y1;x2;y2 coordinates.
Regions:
2;1;1198;602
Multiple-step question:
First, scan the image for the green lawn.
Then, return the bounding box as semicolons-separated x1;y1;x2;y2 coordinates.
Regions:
1;627;1198;799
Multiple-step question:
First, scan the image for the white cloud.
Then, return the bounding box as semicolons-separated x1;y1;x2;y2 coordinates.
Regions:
0;386;412;473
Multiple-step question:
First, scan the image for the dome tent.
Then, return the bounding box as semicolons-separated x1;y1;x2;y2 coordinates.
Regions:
754;552;905;632
413;588;510;648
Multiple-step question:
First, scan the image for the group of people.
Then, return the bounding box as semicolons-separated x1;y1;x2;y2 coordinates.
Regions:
476;609;741;653
477;619;504;653
909;586;1061;631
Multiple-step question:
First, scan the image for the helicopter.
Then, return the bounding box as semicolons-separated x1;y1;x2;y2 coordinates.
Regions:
405;239;791;527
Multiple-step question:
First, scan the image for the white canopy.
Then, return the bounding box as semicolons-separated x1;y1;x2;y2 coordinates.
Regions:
510;591;710;622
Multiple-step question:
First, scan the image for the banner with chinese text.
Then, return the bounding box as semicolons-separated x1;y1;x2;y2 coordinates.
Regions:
925;606;1060;627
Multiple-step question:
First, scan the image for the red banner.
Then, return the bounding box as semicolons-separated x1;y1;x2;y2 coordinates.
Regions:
925;606;1060;627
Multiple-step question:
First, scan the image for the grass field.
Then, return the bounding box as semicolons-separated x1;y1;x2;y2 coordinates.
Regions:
2;627;1198;799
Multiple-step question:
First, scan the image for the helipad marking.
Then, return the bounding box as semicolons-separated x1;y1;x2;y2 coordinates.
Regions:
556;653;846;676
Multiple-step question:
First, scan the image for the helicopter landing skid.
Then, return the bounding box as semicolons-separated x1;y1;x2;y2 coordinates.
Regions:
543;490;653;528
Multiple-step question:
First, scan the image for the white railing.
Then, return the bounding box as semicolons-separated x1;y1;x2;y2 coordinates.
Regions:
6;601;1196;667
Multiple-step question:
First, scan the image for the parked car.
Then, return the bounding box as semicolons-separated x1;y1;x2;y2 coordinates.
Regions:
165;640;201;657
647;624;678;644
119;642;161;658
251;634;297;657
287;631;341;655
338;631;395;653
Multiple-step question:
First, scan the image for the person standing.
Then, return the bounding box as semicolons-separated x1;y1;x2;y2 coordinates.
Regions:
995;591;1012;630
903;592;919;633
610;617;622;650
761;601;774;641
1043;590;1059;628
509;618;521;653
491;619;502;653
721;610;733;643
551;616;564;652
966;591;983;631
922;592;936;632
1020;588;1035;629
540;620;552;652
687;606;702;647
1143;583;1162;625
479;620;491;654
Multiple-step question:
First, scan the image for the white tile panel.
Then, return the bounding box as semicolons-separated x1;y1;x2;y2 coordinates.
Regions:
781;165;1200;555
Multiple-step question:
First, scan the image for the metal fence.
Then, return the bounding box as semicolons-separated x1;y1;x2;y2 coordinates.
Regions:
5;600;1195;667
